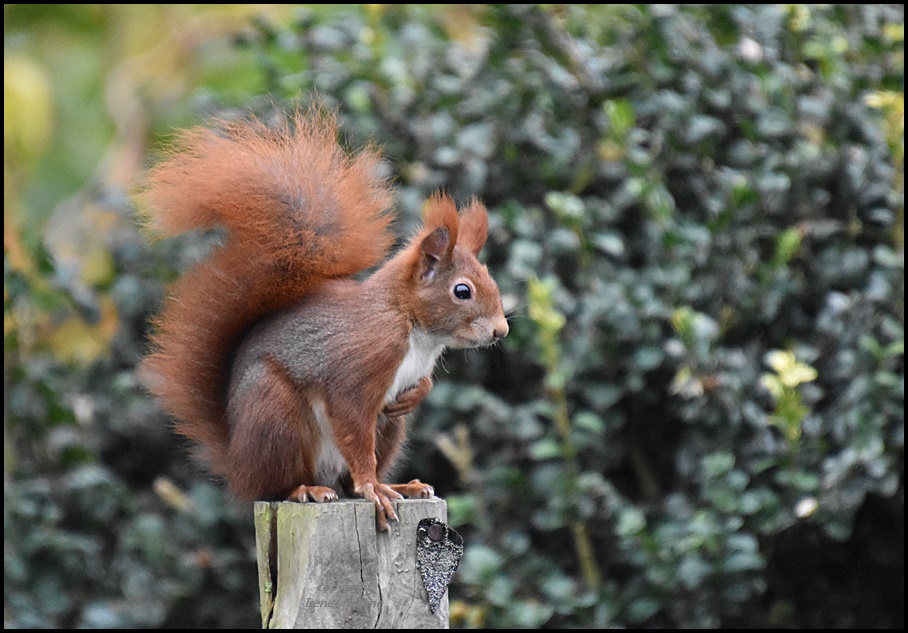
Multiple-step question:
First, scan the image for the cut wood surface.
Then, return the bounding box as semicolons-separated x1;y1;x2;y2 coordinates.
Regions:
255;498;449;629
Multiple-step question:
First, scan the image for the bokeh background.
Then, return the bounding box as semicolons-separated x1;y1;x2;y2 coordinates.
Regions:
4;4;904;628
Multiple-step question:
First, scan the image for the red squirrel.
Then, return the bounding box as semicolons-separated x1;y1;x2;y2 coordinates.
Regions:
140;109;508;530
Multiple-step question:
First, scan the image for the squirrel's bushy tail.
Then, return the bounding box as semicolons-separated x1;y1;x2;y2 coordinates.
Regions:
141;109;393;477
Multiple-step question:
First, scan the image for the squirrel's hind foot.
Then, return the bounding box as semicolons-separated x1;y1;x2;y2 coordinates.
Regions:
287;485;338;503
387;479;435;499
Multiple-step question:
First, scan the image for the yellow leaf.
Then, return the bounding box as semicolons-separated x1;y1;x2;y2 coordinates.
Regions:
760;374;784;399
765;349;795;376
154;477;190;511
781;364;818;388
3;55;54;165
765;349;818;388
47;297;119;366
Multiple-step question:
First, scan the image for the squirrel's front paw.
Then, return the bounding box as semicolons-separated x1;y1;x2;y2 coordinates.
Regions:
356;482;403;532
382;376;433;418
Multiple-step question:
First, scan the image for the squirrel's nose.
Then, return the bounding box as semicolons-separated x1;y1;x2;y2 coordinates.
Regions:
492;318;509;342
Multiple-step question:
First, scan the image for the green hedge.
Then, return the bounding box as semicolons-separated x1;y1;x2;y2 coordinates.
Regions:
5;4;903;628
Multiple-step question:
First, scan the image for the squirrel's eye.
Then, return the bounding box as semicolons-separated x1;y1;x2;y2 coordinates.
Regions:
453;283;472;300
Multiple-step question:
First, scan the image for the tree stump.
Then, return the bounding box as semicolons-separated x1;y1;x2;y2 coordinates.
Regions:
254;498;450;629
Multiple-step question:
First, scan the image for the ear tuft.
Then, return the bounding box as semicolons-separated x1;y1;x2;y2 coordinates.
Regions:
458;198;488;256
422;193;459;252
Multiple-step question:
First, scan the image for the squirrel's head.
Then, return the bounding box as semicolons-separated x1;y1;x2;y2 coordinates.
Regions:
406;194;508;349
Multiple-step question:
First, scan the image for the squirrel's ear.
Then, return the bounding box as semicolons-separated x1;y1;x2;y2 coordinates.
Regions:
458;199;488;256
419;227;450;280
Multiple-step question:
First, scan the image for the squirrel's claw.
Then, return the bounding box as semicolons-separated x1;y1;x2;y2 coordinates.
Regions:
357;482;403;531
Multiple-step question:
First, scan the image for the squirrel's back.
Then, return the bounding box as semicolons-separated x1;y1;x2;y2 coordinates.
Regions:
140;109;394;477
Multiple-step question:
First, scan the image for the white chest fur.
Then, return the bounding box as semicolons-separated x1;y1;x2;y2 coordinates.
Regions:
384;328;446;404
310;329;445;485
311;396;345;484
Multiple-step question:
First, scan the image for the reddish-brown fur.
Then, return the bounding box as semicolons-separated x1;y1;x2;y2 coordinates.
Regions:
141;109;393;476
141;109;507;530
